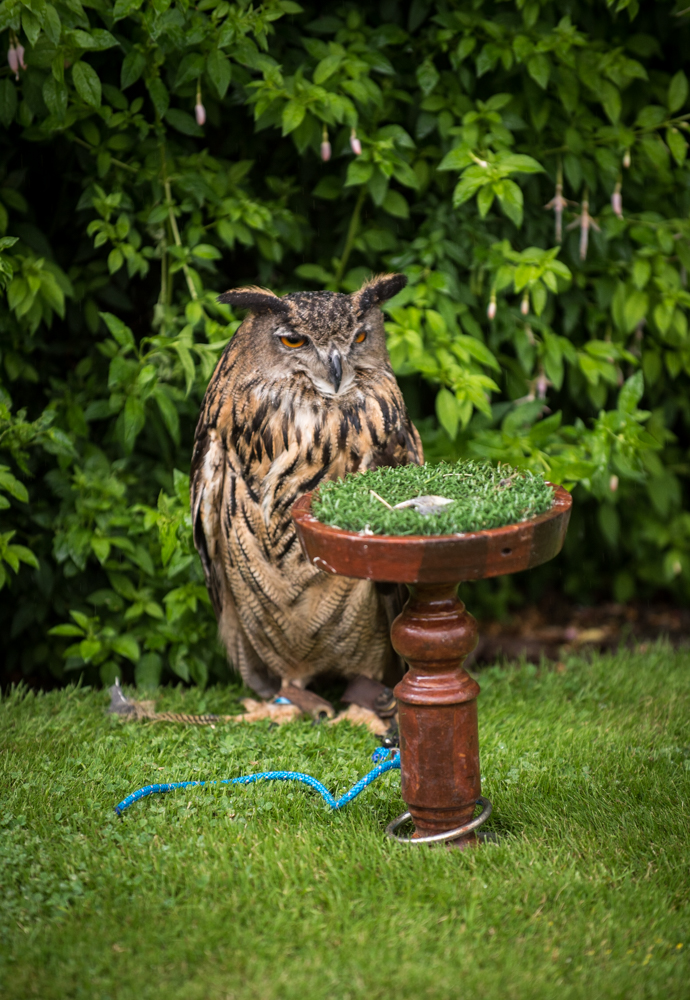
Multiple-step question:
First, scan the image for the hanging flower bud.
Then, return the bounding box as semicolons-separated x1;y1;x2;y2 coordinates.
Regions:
525;325;536;345
7;43;19;80
623;149;631;169
611;180;623;219
544;163;569;243
535;371;550;399
349;128;362;155
521;292;529;316
16;43;26;70
194;83;205;126
609;475;619;492
320;125;331;163
487;292;497;321
566;190;600;262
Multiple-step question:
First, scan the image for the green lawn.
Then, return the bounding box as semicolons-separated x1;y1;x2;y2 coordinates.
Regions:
1;643;689;1000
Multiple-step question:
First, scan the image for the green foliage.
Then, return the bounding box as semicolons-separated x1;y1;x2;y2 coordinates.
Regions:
1;645;689;996
313;460;554;535
1;0;690;687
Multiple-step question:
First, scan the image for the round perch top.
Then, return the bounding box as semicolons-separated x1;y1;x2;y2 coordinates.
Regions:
311;462;555;537
292;482;572;585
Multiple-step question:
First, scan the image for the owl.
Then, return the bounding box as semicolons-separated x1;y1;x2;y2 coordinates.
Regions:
190;274;423;712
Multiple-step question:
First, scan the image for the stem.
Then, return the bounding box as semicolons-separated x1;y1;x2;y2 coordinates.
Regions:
72;135;138;173
335;185;367;285
159;143;198;301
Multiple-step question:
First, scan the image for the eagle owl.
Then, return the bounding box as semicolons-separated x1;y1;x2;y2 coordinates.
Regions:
190;274;423;700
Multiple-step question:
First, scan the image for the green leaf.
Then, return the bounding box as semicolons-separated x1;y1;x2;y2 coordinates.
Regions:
477;184;494;218
164;108;203;136
0;79;17;128
668;70;688;113
43;77;68;119
437;146;472;172
391;160;420;190
527;53;550;90
416;58;439;96
135;652;162;689
113;635;141;662
153;387;180;444
618;370;645;414
436;388;458;440
72;61;102;107
121;49;146;89
113;0;144;20
312;176;342;200
499;154;544;175
601;81;621;125
635;105;666;128
624;290;648;333
191;243;221;260
49;623;85;636
207;50;231;99
108;248;123;274
44;4;62;45
496;179;523;227
667;128;687;166
146;77;169;118
22;8;41;46
175;53;205;89
0;467;29;502
123;396;145;451
282;101;306;135
174;343;196;396
100;312;135;350
382;190;409;218
314;53;343;85
345;159;373;187
532;282;547;316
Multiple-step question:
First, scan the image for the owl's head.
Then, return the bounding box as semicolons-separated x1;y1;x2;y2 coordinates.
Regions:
218;274;406;397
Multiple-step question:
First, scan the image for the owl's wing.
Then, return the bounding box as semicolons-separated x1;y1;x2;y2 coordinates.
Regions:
190;420;227;617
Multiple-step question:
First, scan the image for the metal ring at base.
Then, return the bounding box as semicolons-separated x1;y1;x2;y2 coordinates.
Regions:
385;797;493;845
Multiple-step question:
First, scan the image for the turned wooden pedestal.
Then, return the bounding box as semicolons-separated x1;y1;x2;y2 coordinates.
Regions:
292;485;572;846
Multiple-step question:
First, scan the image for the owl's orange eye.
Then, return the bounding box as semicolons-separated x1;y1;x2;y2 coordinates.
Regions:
355;329;367;344
280;335;307;349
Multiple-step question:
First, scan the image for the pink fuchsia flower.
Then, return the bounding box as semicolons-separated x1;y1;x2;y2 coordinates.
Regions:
611;180;623;219
16;43;26;70
350;129;362;155
7;44;19;79
609;475;619;492
623;149;631;169
320;126;331;162
487;293;497;321
520;292;529;316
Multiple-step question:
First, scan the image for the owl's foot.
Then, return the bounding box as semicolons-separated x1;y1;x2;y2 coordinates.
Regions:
329;704;389;736
234;698;302;724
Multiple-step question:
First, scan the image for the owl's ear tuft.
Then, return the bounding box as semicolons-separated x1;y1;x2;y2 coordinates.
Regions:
354;273;407;315
217;286;289;314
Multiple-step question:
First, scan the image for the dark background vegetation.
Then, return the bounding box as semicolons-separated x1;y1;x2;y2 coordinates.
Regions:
2;0;690;690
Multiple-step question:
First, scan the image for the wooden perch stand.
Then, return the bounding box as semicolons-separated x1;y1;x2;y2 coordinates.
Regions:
292;484;572;847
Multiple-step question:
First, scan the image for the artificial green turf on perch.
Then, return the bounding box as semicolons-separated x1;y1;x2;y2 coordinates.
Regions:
312;461;555;536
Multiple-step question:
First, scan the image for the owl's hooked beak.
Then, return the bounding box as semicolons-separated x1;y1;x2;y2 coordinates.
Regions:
328;349;343;393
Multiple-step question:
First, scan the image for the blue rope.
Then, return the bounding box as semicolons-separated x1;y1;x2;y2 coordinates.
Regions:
114;747;400;816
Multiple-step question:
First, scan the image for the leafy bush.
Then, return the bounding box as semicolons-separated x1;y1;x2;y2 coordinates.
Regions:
1;0;690;689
